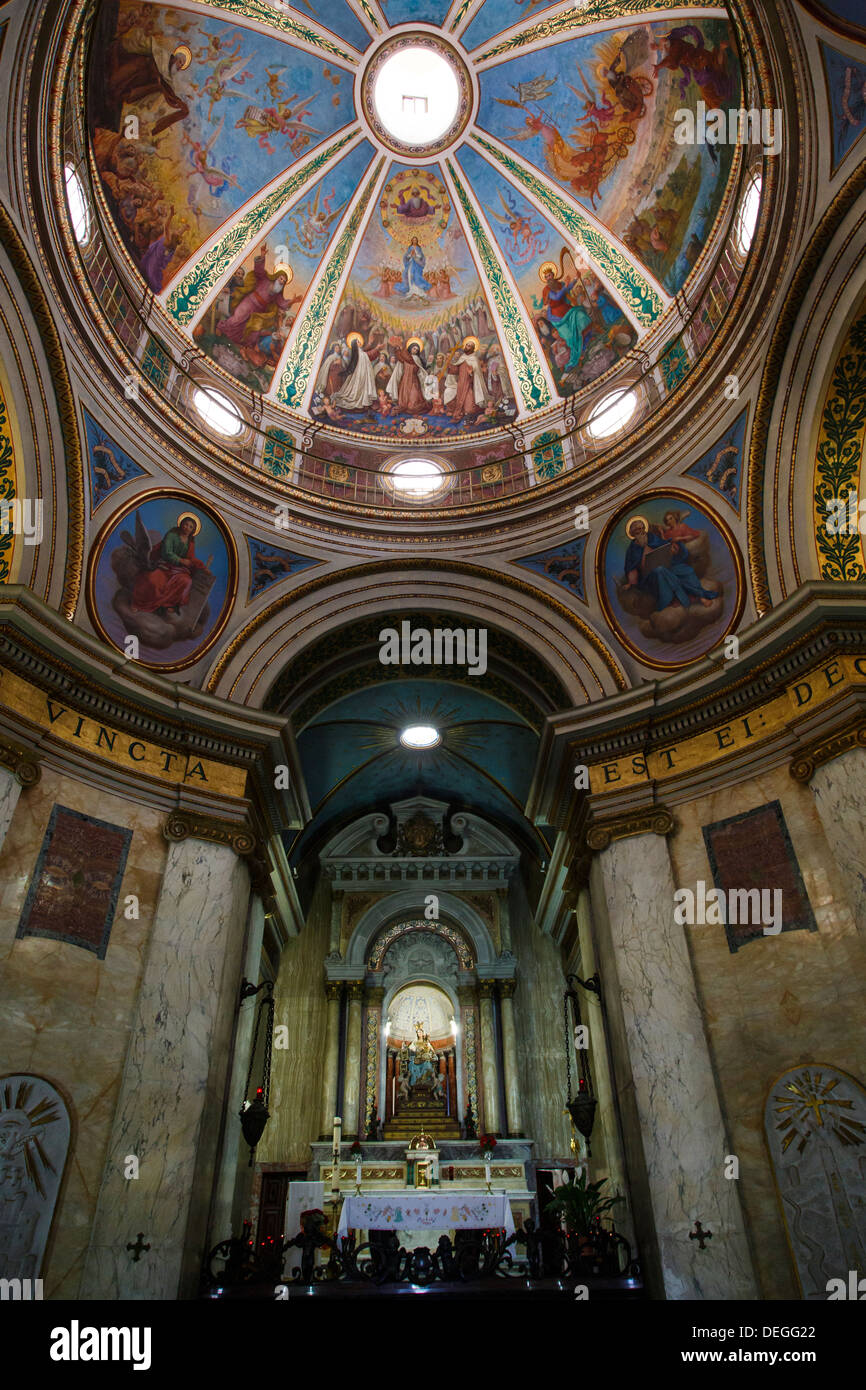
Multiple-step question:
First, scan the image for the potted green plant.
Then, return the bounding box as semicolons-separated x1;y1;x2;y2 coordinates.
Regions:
545;1170;622;1263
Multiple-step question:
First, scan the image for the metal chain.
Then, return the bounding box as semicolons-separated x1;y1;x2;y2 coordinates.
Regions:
243;983;275;1104
564;991;573;1104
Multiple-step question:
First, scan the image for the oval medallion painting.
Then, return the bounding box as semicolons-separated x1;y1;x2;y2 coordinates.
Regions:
87;492;236;670
598;492;744;670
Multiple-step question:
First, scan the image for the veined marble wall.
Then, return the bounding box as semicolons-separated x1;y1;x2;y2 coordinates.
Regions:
667;763;866;1299
509;877;572;1161
258;878;330;1166
0;766;167;1297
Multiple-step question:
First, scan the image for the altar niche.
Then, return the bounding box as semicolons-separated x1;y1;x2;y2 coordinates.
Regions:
383;982;461;1142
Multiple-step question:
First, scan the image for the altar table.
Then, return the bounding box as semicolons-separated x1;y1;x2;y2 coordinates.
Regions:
337;1191;515;1238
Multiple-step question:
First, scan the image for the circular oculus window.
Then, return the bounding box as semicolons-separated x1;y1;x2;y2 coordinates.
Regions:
362;35;472;156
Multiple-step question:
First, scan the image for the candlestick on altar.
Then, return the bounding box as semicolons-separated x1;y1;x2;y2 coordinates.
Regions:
331;1115;342;1194
354;1159;363;1194
485;1160;492;1193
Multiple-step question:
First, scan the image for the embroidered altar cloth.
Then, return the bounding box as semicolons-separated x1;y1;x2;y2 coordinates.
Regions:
337;1191;515;1237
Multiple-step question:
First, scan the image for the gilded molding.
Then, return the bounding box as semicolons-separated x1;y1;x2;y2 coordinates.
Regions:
470;135;663;326
813;307;866;581
0;733;41;786
0;206;84;621
167;130;360;325
749;155;866;613
789;721;866;783
163;811;258;857
584;806;676;851
448;161;550;412
277;159;384;409
195;0;355;62
204;558;628;697
479;0;718;60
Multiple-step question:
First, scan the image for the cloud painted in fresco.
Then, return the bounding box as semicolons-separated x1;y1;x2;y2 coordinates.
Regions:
476;17;740;294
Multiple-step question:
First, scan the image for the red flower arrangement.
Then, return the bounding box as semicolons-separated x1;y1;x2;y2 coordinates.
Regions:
479;1134;497;1154
349;1139;362;1155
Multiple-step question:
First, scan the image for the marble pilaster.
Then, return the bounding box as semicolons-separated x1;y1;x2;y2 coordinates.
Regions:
809;744;866;936
209;894;265;1243
498;981;523;1136
478;981;501;1135
342;982;364;1138
591;832;757;1300
0;765;22;853
320;983;342;1139
574;887;630;1224
80;836;251;1300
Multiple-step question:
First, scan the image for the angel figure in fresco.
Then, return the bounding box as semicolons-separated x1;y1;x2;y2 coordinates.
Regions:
184;119;242;201
485;187;548;265
235;95;322;155
289;185;344;253
194;51;254;123
216;245;302;366
109;510;217;650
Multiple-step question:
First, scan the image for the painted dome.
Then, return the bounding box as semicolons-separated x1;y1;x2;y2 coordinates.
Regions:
79;0;755;477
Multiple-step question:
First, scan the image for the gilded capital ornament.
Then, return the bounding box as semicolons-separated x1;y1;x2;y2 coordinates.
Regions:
0;735;41;787
478;979;497;999
789;721;866;783
163;810;257;857
584;806;676;852
498;979;516;999
325;982;342;1002
348;981;365;1003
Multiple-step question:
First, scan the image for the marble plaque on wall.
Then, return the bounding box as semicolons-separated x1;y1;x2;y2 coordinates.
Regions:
765;1066;866;1299
0;1075;71;1279
16;804;132;959
702;800;818;953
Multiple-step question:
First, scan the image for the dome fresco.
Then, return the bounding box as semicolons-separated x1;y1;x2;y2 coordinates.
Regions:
85;0;748;448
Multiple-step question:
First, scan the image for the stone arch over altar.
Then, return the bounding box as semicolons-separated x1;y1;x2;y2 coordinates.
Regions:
346;890;497;972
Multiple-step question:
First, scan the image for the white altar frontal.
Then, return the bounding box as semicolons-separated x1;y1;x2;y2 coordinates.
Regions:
337;1191;515;1238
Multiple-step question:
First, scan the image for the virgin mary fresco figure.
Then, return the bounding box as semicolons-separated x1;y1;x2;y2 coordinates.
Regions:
407;1022;438;1089
395;237;431;298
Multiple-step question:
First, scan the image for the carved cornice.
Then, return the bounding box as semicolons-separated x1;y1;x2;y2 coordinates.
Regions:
0;205;84;621
0;734;40;787
584;807;676;853
163;811;258;857
748;154;866;613
789;720;866;783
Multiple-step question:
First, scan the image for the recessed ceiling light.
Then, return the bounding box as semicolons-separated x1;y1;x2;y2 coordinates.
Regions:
400;725;440;749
